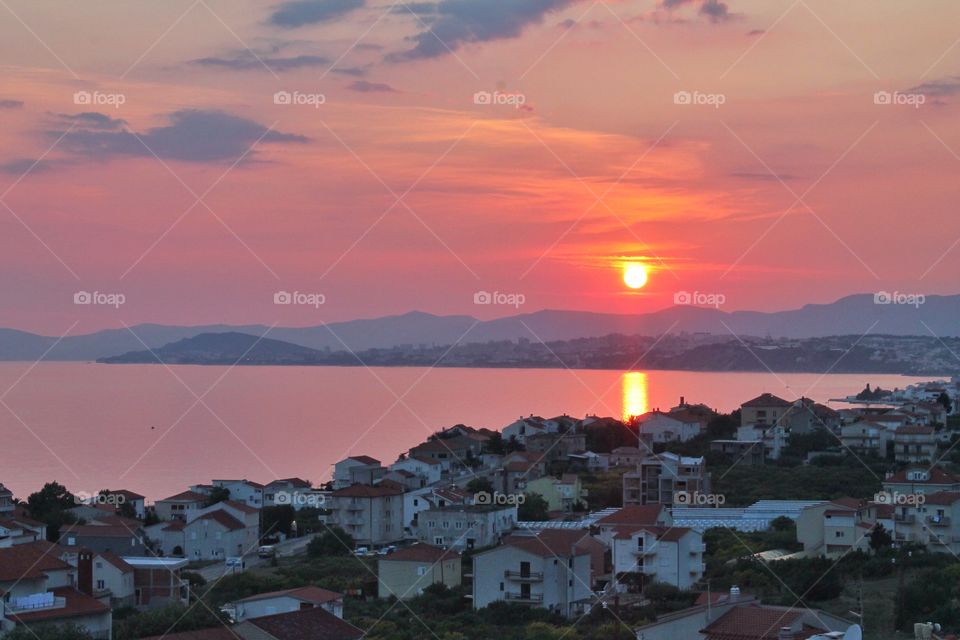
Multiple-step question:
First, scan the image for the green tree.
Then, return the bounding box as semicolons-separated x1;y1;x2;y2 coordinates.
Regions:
518;493;550;521
262;505;296;538
203;486;230;507
27;481;77;541
466;478;494;496
869;523;893;551
307;526;355;557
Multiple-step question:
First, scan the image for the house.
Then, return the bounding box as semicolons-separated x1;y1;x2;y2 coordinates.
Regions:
333;456;384;489
60;519;148;555
497;451;548;494
623;453;710;508
594;505;702;589
0;483;13;515
783;398;841;434
883;466;960;496
472;529;594;617
501;416;552;443
0;515;47;547
610;446;646;468
263;478;323;510
524;475;586;513
501;529;607;588
568;451;609;472
377;543;461;599
710;439;765;465
796;499;873;558
103;490;146;519
0;542;113;639
741;393;793;427
90;551;136;608
122;556;190;608
228;586;344;621
142;608;364;640
415;504;517;550
404;485;469;536
883;491;960;553
154;490;207;522
524;431;587;462
408;436;480;473
893;426;937;463
390;455;444;487
210;479;265;510
736;424;787;460
326;483;405;548
839;420;891;456
633;589;853;640
635;411;702;443
147;501;259;559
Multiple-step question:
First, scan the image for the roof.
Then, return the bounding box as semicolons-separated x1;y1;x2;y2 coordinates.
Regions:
268;477;313;488
702;604;822;640
159;490;208;503
610;525;693;542
829;497;864;511
382;542;459;563
346;455;381;465
332;484;403;498
922;491;960;506
244;605;365;640
98;551;134;574
141;629;238;640
222;499;259;514
406;455;444;466
502;529;592;558
895;425;935;435
61;524;140;539
596;505;665;527
8;587;110;624
162;521;187;532
0;541;72;581
191;511;245;531
742;393;792;408
108;489;146;500
885;467;960;485
236;585;343;605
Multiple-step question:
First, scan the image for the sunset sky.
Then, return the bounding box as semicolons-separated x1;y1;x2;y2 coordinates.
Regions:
2;0;960;335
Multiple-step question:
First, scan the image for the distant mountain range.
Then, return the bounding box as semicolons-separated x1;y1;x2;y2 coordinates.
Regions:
3;293;959;362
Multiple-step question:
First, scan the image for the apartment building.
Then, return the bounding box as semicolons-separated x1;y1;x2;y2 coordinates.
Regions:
415;504;517;550
623;453;710;508
333;456;385;489
472;529;593;617
153;490;207;522
893;426;937;464
886;491;960;554
796;499;873;558
606;525;705;589
326;483;404;548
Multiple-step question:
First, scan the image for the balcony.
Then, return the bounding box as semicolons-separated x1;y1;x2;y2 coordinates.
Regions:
505;592;544;603
927;516;951;527
505;570;543;582
4;595;67;614
631;547;655;556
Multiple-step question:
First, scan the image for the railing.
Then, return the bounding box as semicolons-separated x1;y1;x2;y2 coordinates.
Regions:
505;592;544;603
505;570;543;581
5;596;67;613
927;516;951;527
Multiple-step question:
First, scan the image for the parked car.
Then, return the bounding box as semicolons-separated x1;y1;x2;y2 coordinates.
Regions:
257;545;276;558
353;546;369;556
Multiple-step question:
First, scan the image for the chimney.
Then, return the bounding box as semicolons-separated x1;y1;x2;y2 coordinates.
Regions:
778;627;795;640
680;396;685;406
77;549;94;596
729;585;740;602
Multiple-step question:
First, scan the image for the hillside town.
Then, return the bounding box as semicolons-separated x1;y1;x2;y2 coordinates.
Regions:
2;377;960;640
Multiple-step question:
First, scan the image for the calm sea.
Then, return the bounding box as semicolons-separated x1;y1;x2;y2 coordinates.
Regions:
0;363;927;501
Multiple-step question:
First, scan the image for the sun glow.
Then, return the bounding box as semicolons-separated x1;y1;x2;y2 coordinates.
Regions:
622;371;649;420
623;263;649;289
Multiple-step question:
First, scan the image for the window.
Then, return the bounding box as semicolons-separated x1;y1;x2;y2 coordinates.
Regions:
96;579;105;590
434;537;444;545
418;566;427;576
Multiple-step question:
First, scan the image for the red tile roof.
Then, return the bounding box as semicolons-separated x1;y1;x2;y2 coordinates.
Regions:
886;468;960;485
270;477;312;488
236;585;343;605
742;393;792;408
502;529;594;558
922;491;960;506
896;425;935;435
98;551;134;574
0;541;72;581
109;489;146;501
382;543;459;563
244;606;365;640
190;511;245;531
222;500;259;514
347;455;381;465
8;587;110;624
61;524;140;539
159;490;208;503
702;604;822;640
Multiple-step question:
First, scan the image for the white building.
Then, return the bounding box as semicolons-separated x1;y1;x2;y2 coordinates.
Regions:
635;411;702;443
472;529;593;617
227;586;344;622
416;504;517;550
333;456;384;489
326;483;405;548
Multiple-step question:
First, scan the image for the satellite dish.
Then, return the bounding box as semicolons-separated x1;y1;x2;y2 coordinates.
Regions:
843;624;862;640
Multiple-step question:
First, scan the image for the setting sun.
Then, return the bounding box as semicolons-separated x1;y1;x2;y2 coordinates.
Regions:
623;263;649;289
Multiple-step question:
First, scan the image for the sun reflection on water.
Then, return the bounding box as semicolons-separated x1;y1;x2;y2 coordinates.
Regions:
622;371;649;420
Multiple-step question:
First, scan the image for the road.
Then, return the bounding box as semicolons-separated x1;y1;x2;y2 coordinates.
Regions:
195;534;315;582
